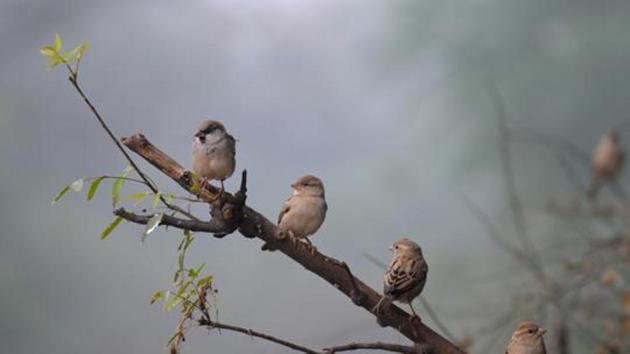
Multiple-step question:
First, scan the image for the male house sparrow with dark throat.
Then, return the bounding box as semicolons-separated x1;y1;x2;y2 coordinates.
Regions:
192;120;236;194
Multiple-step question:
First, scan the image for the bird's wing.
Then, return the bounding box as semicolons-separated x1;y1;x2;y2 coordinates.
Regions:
277;198;292;225
384;255;427;297
225;133;236;155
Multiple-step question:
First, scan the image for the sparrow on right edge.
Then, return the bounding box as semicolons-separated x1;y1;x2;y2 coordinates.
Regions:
505;321;547;354
588;130;624;199
373;238;428;319
261;175;327;253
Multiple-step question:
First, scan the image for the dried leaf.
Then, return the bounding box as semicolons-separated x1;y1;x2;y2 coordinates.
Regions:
70;178;84;192
142;213;163;242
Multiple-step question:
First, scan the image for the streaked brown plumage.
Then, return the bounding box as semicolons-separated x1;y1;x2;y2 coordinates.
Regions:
588;130;624;199
505;321;547;354
374;238;428;317
262;175;327;251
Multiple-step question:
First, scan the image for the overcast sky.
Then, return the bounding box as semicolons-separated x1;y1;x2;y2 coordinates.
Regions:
2;1;630;353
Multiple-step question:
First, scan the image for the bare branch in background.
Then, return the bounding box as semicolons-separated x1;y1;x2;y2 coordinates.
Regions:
484;79;545;283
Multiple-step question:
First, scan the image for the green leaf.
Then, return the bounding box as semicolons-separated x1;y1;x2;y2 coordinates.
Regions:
197;275;213;288
151;192;161;208
100;216;123;240
63;47;80;64
48;55;66;68
70;178;84;192
112;166;133;207
177;251;185;271
87;177;105;200
177;230;193;251
62;42;89;64
188;263;206;279
40;46;56;57
40;46;65;68
164;282;191;312
142;213;163;242
54;33;62;51
51;185;71;205
190;173;202;194
150;290;165;304
77;42;89;60
126;191;150;204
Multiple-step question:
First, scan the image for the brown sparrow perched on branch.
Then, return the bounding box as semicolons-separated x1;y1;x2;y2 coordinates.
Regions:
374;238;428;319
262;175;327;253
505;321;547;354
588;130;624;199
192;120;236;192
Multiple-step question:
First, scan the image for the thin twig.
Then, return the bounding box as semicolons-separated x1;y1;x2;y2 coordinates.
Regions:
485;79;545;283
85;175;148;185
114;208;223;233
65;70;199;221
418;296;456;343
555;154;587;195
324;342;422;354
199;318;321;354
510;129;591;167
460;194;543;279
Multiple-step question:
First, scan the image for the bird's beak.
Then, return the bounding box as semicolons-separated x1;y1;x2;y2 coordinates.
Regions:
538;328;547;335
290;183;298;188
194;131;205;138
388;246;394;252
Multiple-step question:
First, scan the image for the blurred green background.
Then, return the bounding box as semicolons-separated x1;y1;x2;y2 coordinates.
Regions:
2;0;629;353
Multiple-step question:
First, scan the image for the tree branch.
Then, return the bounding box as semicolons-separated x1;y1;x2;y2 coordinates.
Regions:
119;133;464;354
324;342;426;354
199;318;321;354
114;208;224;233
198;318;423;354
485;79;546;283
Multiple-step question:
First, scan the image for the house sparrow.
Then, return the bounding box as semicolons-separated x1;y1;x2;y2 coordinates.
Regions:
262;175;327;252
192;120;236;192
505;321;547;354
588;130;624;199
374;238;428;319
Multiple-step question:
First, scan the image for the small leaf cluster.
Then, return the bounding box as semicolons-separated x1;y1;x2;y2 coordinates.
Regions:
52;166;178;241
150;230;217;352
40;33;89;71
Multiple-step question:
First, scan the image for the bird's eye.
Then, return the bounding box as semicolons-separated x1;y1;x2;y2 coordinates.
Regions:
528;329;535;334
